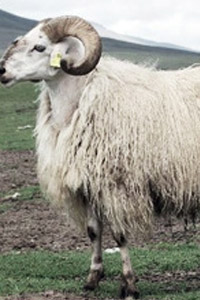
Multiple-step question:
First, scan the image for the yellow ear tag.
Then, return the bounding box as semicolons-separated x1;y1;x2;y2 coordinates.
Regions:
50;53;62;68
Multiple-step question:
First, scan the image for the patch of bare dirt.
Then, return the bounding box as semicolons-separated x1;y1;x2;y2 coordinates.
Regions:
0;199;92;253
0;150;37;193
142;269;200;292
0;197;199;254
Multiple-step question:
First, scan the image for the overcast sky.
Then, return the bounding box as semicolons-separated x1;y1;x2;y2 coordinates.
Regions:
1;0;200;51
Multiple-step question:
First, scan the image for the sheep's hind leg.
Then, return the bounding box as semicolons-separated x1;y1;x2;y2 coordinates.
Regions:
84;207;104;290
113;233;140;299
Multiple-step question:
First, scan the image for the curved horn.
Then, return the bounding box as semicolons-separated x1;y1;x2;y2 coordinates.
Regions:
42;16;102;76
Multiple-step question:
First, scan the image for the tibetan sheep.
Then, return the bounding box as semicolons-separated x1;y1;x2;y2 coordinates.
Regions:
0;15;200;300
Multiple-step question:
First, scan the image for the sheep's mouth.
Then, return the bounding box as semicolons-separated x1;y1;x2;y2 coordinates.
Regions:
0;77;15;86
0;76;41;86
31;79;42;83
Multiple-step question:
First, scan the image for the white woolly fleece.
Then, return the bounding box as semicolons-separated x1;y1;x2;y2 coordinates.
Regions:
35;56;200;239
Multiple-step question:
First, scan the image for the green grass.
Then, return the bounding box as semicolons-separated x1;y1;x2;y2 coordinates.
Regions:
0;185;41;213
0;82;38;150
0;243;199;299
0;185;41;200
18;185;41;201
0;203;12;213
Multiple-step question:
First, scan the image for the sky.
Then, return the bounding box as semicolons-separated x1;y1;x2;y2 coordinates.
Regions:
1;0;200;51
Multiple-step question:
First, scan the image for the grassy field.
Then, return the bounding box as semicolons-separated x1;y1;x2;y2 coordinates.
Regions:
0;83;37;150
0;66;200;299
0;242;200;299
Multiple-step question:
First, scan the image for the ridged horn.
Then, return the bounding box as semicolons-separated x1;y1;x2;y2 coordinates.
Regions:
42;16;102;76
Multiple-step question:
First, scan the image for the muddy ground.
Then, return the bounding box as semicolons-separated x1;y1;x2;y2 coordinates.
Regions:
0;150;199;300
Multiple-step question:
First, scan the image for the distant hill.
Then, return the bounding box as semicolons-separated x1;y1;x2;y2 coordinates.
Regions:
0;10;36;49
0;9;36;30
0;9;200;70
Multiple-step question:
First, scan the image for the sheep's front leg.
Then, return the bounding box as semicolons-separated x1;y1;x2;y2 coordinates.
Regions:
113;233;140;299
84;207;104;290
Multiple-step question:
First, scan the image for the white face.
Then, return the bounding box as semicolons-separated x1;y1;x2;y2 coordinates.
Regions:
0;24;60;86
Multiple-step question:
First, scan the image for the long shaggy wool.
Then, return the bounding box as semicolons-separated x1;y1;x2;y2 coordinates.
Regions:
35;56;200;239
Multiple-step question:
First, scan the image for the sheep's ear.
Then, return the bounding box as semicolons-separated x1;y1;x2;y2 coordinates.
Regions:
50;37;85;71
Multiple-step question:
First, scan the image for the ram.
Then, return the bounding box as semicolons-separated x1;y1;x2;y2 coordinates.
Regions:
0;15;199;300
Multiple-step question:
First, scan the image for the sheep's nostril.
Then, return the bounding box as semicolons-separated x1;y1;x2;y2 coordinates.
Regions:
0;67;6;75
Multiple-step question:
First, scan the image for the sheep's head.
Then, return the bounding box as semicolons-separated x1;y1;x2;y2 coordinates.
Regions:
0;16;102;86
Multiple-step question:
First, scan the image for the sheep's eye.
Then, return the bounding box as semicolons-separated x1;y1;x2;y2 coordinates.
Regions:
33;45;46;52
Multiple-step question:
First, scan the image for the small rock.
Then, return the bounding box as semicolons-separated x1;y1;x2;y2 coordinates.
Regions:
104;247;120;254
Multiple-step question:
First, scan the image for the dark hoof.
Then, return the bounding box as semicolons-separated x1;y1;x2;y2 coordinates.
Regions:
84;269;104;291
120;284;140;299
100;270;105;279
134;275;139;283
84;282;96;291
132;289;140;299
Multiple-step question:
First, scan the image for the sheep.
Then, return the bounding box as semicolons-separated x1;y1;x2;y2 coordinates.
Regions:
0;15;200;299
